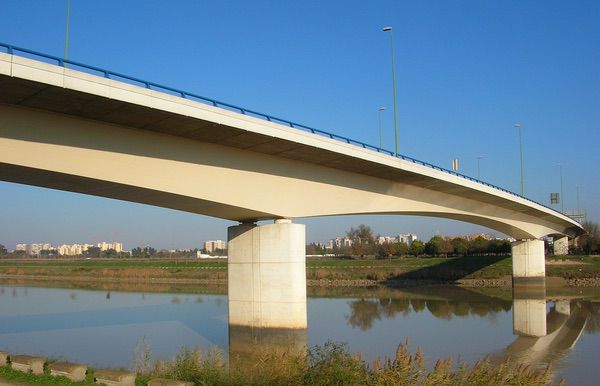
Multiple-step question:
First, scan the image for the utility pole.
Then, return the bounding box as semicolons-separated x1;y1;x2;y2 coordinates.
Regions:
559;164;564;213
64;0;71;64
383;27;399;156
377;107;385;148
514;122;524;196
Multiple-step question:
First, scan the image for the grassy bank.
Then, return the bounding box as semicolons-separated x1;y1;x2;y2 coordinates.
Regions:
0;342;556;386
0;255;598;287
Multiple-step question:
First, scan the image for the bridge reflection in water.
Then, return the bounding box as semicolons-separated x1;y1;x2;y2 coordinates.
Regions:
506;283;594;367
228;281;599;373
0;279;598;377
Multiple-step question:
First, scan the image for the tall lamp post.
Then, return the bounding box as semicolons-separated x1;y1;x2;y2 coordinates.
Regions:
514;122;524;196
383;27;399;157
377;107;385;148
476;156;484;180
64;0;71;63
558;164;564;213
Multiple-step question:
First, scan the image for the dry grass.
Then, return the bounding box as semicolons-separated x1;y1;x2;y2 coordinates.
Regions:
135;341;558;386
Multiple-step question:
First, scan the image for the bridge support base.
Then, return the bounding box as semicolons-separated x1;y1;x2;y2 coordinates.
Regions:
511;239;545;283
227;219;307;329
553;236;569;256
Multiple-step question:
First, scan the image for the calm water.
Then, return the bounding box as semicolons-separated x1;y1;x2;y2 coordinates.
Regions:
0;282;598;385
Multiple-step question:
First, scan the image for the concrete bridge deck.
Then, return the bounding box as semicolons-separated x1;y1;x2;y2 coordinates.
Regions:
0;44;583;240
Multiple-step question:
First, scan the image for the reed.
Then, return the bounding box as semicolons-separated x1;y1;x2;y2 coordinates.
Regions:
136;341;558;386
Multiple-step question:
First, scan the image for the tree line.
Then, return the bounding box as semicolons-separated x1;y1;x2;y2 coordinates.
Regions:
307;222;600;258
1;220;599;258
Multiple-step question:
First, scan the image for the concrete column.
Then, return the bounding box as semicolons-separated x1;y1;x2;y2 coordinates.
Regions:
511;239;545;282
513;283;547;337
227;219;307;329
553;236;569;256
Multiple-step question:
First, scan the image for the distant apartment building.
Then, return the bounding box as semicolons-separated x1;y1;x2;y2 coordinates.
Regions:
397;233;418;246
465;232;492;241
97;242;123;253
377;236;397;244
14;243;54;255
57;243;94;256
376;233;418;246
204;240;226;253
325;237;353;250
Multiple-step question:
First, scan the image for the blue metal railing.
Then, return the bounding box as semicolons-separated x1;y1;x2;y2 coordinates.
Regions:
0;42;563;215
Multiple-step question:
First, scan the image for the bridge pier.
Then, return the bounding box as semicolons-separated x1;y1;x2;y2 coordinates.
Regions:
227;219;307;329
553;236;569;256
511;239;545;283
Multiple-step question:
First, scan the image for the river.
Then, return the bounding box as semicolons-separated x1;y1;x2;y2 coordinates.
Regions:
0;281;598;385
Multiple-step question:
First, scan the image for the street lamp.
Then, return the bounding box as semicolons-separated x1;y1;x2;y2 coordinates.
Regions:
383;26;399;157
476;156;484;180
377;107;385;148
514;122;524;196
64;0;71;63
558;164;564;213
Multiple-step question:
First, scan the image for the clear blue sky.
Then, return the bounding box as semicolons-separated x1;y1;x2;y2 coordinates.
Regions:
1;0;598;250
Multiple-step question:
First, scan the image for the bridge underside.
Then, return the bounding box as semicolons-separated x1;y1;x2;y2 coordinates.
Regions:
0;103;578;240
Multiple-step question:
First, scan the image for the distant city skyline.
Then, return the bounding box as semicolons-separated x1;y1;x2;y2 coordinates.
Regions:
0;1;597;249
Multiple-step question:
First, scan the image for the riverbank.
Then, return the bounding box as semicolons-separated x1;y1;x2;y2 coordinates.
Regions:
0;342;555;386
0;255;598;288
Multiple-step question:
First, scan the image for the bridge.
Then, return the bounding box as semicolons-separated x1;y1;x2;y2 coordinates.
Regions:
0;44;585;328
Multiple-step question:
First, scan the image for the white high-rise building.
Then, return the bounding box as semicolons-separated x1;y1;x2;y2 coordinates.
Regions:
397;233;418;246
204;240;226;253
97;242;123;253
13;243;54;255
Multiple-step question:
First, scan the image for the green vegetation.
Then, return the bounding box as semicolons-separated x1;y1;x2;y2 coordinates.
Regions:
0;365;95;385
0;221;598;286
0;253;599;286
0;342;558;385
133;342;555;386
571;220;600;255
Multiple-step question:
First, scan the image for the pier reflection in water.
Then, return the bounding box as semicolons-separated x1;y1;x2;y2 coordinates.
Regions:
0;280;598;384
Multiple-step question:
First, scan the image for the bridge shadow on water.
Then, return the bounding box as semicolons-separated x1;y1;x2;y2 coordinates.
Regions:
383;254;509;284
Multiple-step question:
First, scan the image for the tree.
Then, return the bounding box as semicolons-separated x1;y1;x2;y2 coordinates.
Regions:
0;244;7;256
425;236;442;256
409;240;425;256
469;236;490;255
452;238;469;256
578;221;600;254
424;236;453;257
85;246;101;258
439;237;454;257
306;243;324;256
376;242;395;258
131;246;157;258
40;249;58;257
346;224;376;256
394;241;409;257
346;225;375;245
488;239;511;255
103;248;118;258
